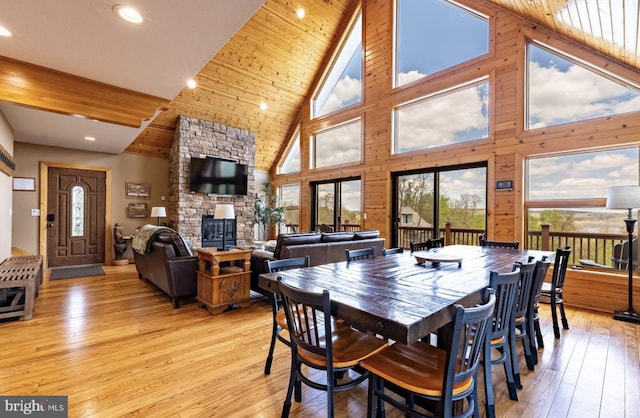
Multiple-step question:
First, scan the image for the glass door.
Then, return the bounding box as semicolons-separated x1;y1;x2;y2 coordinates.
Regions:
312;178;361;232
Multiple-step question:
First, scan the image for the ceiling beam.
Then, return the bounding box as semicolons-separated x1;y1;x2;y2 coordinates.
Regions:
0;56;170;128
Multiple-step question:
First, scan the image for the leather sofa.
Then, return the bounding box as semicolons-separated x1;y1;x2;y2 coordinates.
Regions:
133;231;198;308
250;230;385;293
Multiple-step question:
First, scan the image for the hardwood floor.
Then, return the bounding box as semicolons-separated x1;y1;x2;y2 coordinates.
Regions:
1;264;638;417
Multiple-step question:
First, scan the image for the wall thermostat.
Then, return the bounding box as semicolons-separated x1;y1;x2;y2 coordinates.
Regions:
496;180;513;190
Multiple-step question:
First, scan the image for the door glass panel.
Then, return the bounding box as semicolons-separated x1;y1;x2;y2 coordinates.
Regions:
279;184;300;232
340;180;361;231
396;173;436;246
316;184;335;230
439;167;486;229
71;185;85;237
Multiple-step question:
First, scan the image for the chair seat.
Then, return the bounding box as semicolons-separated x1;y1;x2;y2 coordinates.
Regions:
298;324;389;368
360;341;473;397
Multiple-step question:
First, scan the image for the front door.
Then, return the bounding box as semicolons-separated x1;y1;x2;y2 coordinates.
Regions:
46;167;106;267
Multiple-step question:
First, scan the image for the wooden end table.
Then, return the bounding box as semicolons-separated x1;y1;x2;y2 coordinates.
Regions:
195;248;252;315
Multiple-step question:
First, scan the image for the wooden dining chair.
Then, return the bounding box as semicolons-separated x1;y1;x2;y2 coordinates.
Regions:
277;277;388;418
540;246;572;339
527;257;551;365
484;268;520;418
382;247;404;256
263;256;310;375
409;237;444;253
346;247;376;262
360;290;496;418
510;259;537;387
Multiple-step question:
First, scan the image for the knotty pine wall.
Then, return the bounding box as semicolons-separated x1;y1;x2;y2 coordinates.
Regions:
269;0;640;247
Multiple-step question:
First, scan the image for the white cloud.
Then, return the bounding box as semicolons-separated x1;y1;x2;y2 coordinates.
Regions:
318;75;361;115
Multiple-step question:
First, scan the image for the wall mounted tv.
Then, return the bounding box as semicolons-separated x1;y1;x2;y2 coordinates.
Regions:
189;156;248;195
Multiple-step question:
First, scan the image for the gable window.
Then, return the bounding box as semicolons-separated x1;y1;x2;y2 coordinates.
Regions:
278;129;301;174
393;79;489;154
311;11;362;118
279;184;300;233
311;118;362;169
527;42;640;130
395;0;489;87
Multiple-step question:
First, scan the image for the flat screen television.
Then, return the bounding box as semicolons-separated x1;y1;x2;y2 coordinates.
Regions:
189;156;248;195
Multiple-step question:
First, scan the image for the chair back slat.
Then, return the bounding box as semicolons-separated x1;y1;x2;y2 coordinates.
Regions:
488;269;520;340
551;247;571;289
512;260;537;320
266;256;310;273
480;237;519;249
382;247;404;256
345;247;376;262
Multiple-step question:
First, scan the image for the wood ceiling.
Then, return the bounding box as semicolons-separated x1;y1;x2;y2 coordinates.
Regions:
124;0;640;172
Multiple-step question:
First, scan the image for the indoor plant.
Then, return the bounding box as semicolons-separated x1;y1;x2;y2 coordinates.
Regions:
254;182;285;241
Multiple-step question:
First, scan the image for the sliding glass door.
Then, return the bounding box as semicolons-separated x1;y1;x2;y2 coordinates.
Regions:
312;178;361;232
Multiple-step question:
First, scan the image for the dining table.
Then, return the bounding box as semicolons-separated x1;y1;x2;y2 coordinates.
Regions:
259;244;554;344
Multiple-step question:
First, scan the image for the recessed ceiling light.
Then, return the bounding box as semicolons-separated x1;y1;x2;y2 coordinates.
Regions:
113;5;143;24
296;8;306;19
186;79;197;89
84;136;96;141
260;102;268;111
0;25;12;37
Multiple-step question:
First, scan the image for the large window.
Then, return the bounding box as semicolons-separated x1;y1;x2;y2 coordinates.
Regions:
393;163;487;248
395;0;489;87
526;147;640;265
527;42;640;129
312;11;362;118
393;80;489;154
279;184;300;232
311;118;362;169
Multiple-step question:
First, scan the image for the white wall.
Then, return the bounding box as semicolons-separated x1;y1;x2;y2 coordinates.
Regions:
0;112;14;261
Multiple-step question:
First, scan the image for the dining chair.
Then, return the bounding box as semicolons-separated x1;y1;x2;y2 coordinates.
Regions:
382;247;404;256
484;268;520;418
510;259;537;387
480;236;519;249
263;256;310;375
540;246;572;339
277;277;389;418
527;257;551;365
360;290;496;418
346;247;377;262
409;237;444;253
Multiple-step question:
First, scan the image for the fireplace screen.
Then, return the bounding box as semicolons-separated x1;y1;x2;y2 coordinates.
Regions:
201;215;236;249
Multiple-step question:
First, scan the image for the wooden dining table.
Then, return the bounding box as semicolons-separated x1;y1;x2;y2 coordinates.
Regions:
259;245;553;344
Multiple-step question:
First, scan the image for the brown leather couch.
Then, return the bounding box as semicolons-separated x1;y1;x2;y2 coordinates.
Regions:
133;231;198;308
250;230;385;293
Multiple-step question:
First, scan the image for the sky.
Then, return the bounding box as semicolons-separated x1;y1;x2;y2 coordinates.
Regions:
280;0;640;209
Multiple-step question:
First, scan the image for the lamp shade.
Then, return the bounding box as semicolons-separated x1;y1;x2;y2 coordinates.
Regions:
150;206;167;217
606;186;640;210
214;204;235;219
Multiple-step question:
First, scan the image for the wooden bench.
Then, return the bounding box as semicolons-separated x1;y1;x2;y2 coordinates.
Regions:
0;255;43;321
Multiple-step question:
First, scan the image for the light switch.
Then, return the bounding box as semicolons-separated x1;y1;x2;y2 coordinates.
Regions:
31;209;40;216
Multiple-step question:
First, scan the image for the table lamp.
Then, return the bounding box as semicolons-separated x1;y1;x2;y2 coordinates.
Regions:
606;185;640;324
214;204;235;250
150;206;167;226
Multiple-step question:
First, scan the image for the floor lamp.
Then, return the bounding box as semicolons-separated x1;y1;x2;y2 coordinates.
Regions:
214;204;235;251
150;206;166;226
606;185;640;324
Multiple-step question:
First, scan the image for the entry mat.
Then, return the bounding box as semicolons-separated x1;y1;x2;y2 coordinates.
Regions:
50;265;105;280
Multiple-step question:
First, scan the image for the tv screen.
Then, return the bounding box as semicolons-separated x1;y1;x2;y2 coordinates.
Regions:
189;156;248;195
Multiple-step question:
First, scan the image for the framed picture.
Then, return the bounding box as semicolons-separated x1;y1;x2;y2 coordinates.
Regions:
13;177;36;191
128;203;148;218
125;182;151;199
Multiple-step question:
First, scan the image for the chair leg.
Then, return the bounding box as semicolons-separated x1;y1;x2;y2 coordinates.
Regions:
519;324;534;371
264;306;279;375
551;295;560;339
559;302;569;330
534;316;544;349
509;327;522;389
501;346;518;401
483;341;496;418
367;375;376;418
281;352;297;418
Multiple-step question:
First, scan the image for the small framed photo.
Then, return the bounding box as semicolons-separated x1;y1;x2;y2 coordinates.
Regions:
13;177;36;191
125;182;151;199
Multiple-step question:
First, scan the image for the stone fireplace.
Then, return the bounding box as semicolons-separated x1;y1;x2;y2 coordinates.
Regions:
201;215;236;249
167;116;254;249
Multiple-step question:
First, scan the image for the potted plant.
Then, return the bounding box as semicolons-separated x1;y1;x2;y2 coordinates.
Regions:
254;182;286;241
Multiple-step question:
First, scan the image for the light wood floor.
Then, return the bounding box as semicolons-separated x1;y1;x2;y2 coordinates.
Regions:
1;264;639;417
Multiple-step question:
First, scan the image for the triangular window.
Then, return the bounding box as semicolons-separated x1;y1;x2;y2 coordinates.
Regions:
527;42;640;129
312;11;362;118
278;130;301;174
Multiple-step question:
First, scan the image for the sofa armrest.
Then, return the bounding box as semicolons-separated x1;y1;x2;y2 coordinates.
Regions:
165;255;198;297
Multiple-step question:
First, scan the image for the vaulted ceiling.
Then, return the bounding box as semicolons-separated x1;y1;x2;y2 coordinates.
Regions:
1;0;639;172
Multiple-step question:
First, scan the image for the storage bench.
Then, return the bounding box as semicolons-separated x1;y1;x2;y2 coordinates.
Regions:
0;255;43;321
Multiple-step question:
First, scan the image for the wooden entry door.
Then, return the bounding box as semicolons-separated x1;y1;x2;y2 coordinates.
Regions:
47;167;106;267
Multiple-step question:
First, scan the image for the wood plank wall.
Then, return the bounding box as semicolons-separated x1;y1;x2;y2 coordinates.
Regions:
270;0;640;249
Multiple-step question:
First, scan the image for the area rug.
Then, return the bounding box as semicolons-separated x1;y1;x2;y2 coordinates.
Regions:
50;265;105;280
